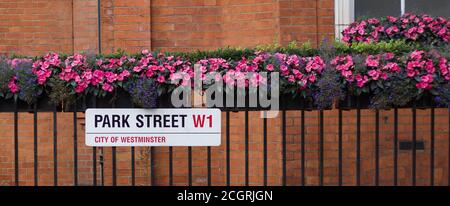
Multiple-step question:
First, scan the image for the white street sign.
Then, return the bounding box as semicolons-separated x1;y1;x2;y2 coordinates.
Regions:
85;108;221;147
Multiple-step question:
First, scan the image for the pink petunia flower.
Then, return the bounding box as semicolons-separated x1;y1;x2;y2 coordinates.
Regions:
368;69;380;80
157;76;166;83
8;77;19;93
365;55;380;68
102;83;114;92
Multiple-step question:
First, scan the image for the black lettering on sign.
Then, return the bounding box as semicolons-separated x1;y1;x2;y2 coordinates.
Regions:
94;114;131;128
136;115;144;128
95;115;103;128
154;115;161;128
163;115;170;128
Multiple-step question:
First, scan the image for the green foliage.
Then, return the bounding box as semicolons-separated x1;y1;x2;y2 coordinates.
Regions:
0;58;14;96
370;76;417;109
333;40;418;55
255;41;318;56
47;77;76;109
46;39;441;65
175;47;256;62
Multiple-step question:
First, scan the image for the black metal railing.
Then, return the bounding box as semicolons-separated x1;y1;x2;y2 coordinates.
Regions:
1;99;449;186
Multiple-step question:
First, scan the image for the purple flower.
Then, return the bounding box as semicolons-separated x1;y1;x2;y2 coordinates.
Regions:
127;77;158;108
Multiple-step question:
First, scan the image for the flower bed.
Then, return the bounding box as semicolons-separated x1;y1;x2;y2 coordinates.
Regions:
0;14;449;111
342;14;449;45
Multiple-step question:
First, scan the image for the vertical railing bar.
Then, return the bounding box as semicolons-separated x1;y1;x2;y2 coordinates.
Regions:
130;103;135;186
448;109;450;186
356;100;361;186
430;108;435;186
188;146;192;186
412;105;416;186
338;109;343;186
169;147;173;186
33;103;38;186
100;147;104;186
206;104;212;186
73;101;78;186
92;97;97;186
150;147;154;186
319;110;324;186
14;101;19;186
207;146;211;186
394;108;398;186
112;101;116;186
112;148;116;186
263;111;268;186
131;147;135;186
282;110;286;186
53;106;58;186
93;147;97;184
226;111;230;186
245;110;249;186
375;109;380;186
301;110;306;186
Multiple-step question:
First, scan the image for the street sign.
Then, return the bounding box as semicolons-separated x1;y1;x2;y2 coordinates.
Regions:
85;108;221;146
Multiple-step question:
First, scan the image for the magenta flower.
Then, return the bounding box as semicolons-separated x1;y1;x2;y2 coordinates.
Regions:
250;73;266;87
384;62;400;73
365;55;380;68
368;69;381;80
355;75;369;88
157;76;166;83
416;82;430;89
266;64;274;71
102;83;113;92
8;77;18;93
287;75;295;83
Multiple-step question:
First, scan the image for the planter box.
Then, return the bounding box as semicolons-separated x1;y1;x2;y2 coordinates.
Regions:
337;93;445;110
0;98;18;112
337;93;371;110
0;95;55;113
34;94;57;112
203;88;258;111
157;93;177;108
400;93;445;109
203;89;320;111
4;90;444;112
280;93;316;111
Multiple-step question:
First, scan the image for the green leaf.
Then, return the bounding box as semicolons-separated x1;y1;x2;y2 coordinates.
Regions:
376;81;384;89
370;82;378;91
157;87;165;96
430;89;439;96
356;89;362;96
361;87;368;93
5;93;13;99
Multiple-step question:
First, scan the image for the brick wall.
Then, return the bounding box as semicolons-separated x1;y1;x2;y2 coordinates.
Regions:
0;0;335;55
0;0;73;55
279;0;334;47
1;0;449;186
